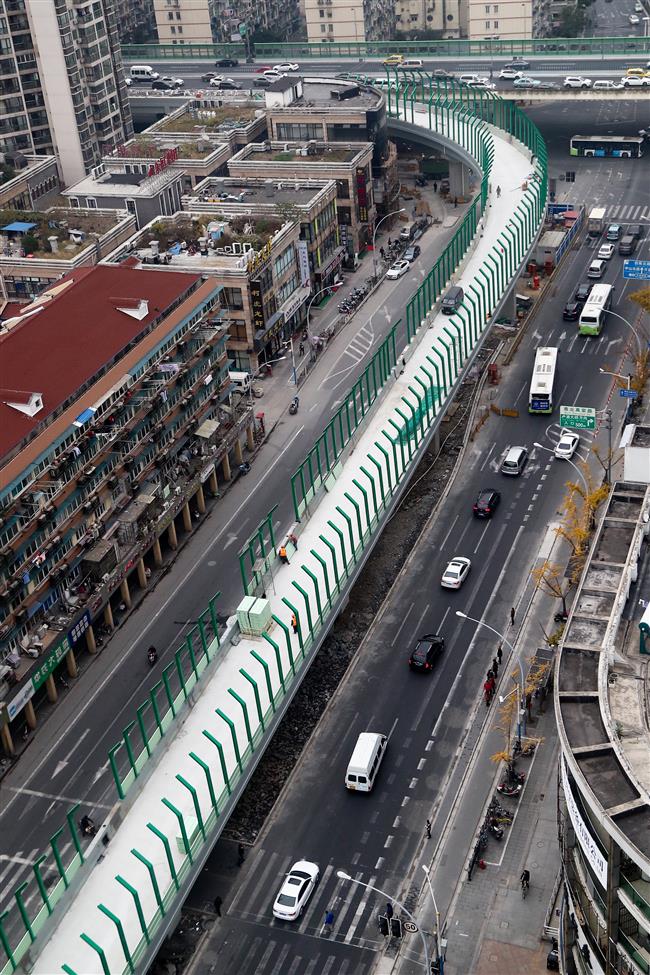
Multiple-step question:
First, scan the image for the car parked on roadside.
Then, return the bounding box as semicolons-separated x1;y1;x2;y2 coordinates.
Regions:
555;431;580;459
563;76;592;88
408;634;445;671
404;244;421;262
473;488;501;518
272;861;319;921
441;557;471;589
386;259;410;280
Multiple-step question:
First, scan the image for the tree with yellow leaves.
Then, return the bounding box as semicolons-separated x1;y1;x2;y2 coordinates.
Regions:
532;560;572;616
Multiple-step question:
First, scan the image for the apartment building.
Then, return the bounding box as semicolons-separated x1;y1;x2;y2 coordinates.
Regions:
464;0;544;38
104;211;305;371
0;265;257;750
186;176;342;291
113;0;157;43
228;140;376;263
305;0;394;43
0;205;137;302
63;159;184;229
154;0;301;45
0;0;133;187
395;0;461;36
0;155;61;211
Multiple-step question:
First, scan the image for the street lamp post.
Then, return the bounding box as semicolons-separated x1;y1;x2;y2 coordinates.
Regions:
372;207;406;281
422;865;444;974
455;610;525;744
606;309;645;358
532;441;588;494
336;871;430;971
305;285;335;341
600;366;631;392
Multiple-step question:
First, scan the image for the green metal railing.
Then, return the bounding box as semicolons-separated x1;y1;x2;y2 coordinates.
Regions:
1;79;549;975
121;35;650;61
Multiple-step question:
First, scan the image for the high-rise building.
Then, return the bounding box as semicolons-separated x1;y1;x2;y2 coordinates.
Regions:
305;0;395;43
0;0;133;187
113;0;157;43
395;0;461;37
153;0;301;46
463;0;547;39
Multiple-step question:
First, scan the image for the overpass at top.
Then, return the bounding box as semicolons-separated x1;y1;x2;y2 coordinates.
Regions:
122;33;650;62
1;79;550;975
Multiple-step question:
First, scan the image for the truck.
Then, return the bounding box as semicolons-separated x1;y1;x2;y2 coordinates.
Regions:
587;207;606;237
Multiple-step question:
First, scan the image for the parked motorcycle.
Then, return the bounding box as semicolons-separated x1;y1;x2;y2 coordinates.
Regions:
289;396;299;415
497;781;522;797
147;646;158;666
238;462;251;475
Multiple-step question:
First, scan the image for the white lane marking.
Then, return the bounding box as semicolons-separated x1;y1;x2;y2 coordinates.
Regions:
439;513;460;550
479;442;496;472
473;521;491;554
438;606;451;632
375;857;385;870
513;382;528;407
52;728;90;778
572;385;583;405
417;758;426;771
412;602;431;639
409;778;418;790
425;740;434;751
390;602;415;646
384;835;394;848
393;816;401;828
401;796;410;807
5;786;112;809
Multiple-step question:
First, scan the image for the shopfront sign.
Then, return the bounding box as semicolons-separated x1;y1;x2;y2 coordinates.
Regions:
249;279;265;330
297;240;310;287
281;286;310;323
561;757;608;887
247;240;273;276
146;147;179;178
356;167;369;224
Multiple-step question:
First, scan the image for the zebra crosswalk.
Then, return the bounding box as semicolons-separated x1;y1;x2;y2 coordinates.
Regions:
605;204;650;222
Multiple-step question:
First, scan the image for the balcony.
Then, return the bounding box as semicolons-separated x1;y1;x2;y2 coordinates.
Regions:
619;930;650;974
621;874;650;930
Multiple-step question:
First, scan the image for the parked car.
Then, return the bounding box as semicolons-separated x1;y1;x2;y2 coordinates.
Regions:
215;57;239;68
621;75;650;87
272;861;319;921
555;430;580;459
441;557;471;589
563;76;592;88
513;76;541;88
562;301;582;321
597;243;615;260
273;62;299;72
473;488;501;518
499;67;523;79
404;244;421;262
386;259;410;280
408;634;445;671
592;80;623;90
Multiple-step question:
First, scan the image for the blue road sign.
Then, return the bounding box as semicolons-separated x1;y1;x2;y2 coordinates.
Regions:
620;388;638;399
623;260;650;280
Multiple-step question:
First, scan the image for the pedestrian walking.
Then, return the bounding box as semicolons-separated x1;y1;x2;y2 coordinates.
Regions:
453;196;458;208
279;545;289;564
214;896;222;917
299;342;305;357
433;181;438;193
496;185;501;198
288;532;298;549
291;612;298;634
496;643;503;666
510;606;515;626
425;819;432;839
492;657;499;677
324;909;334;934
237;843;245;866
385;902;394;920
487;668;494;681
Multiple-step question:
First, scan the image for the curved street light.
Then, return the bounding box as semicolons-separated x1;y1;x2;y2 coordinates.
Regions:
606;308;645;358
372;207;406;280
532;441;588;494
455;610;525;744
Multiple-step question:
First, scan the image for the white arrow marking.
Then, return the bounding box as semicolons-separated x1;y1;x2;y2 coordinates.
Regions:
52;728;89;778
92;761;110;786
223;533;239;550
558;330;566;344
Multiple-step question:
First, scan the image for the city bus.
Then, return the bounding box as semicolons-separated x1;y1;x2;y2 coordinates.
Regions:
578;284;613;336
529;346;558;414
569;135;644;158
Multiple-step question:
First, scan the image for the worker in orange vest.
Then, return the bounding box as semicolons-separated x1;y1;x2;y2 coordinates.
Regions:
279;545;289;564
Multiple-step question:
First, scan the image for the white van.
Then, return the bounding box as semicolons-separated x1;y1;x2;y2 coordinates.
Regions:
400;58;424;69
228;370;252;393
345;732;387;793
130;65;160;81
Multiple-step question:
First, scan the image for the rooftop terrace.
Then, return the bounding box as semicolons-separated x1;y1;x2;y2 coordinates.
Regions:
189;176;334;208
0;207;127;261
152;105;260;134
112;137;225;162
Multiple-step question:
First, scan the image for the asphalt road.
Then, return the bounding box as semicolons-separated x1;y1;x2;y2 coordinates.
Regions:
185;198;650;974
0;214;459;921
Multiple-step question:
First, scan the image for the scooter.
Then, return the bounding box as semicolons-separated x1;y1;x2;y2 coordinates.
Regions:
497;781;522;797
147;646;158;666
79;816;96;837
488;821;504;840
238;462;251;475
289;396;299;415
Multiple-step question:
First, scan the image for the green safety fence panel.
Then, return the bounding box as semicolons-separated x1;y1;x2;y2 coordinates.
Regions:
122;36;650;60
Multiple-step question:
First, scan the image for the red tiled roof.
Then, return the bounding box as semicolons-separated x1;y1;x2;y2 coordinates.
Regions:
0;264;202;463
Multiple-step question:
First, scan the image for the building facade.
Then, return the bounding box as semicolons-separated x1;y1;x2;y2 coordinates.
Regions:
0;265;257;752
228;140;376;263
0;155;61;212
305;0;395;42
113;0;157;43
464;0;547;38
556;479;650;975
63;160;184;229
154;0;301;45
0;0;134;187
395;0;461;37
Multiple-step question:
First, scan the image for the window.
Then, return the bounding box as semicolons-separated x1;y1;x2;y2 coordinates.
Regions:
493;18;499;26
176;10;181;16
321;23;325;31
485;4;490;11
485;19;490;27
493;4;498;9
168;10;173;18
125;199;136;214
177;25;182;32
85;197;97;208
320;8;324;15
328;22;333;30
170;25;175;32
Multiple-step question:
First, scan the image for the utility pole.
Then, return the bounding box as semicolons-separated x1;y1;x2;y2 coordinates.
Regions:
606;408;612;484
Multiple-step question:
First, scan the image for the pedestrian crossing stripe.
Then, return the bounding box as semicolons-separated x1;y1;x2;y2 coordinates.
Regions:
605;204;649;222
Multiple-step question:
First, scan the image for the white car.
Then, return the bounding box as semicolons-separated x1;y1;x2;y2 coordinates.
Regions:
162;76;184;87
563;76;592;88
273;62;299;72
386;259;410;280
467;79;496;89
629;13;640;23
621;75;650;87
554;431;580;459
124;77;132;86
597;243;615;260
499;67;523;79
441;556;472;589
263;69;284;80
513;76;541;88
209;76;235;86
272;861;319;920
592;80;623;90
458;73;489;85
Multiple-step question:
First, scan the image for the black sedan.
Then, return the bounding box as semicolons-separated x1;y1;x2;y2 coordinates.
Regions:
409;634;445;672
215;57;239;68
562;301;582;321
473;488;501;518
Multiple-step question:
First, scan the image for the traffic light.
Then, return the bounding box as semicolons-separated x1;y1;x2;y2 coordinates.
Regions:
390;917;403;938
378;914;389;936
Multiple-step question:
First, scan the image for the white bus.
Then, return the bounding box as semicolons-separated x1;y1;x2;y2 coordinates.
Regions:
578;283;613;336
529;346;559;414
